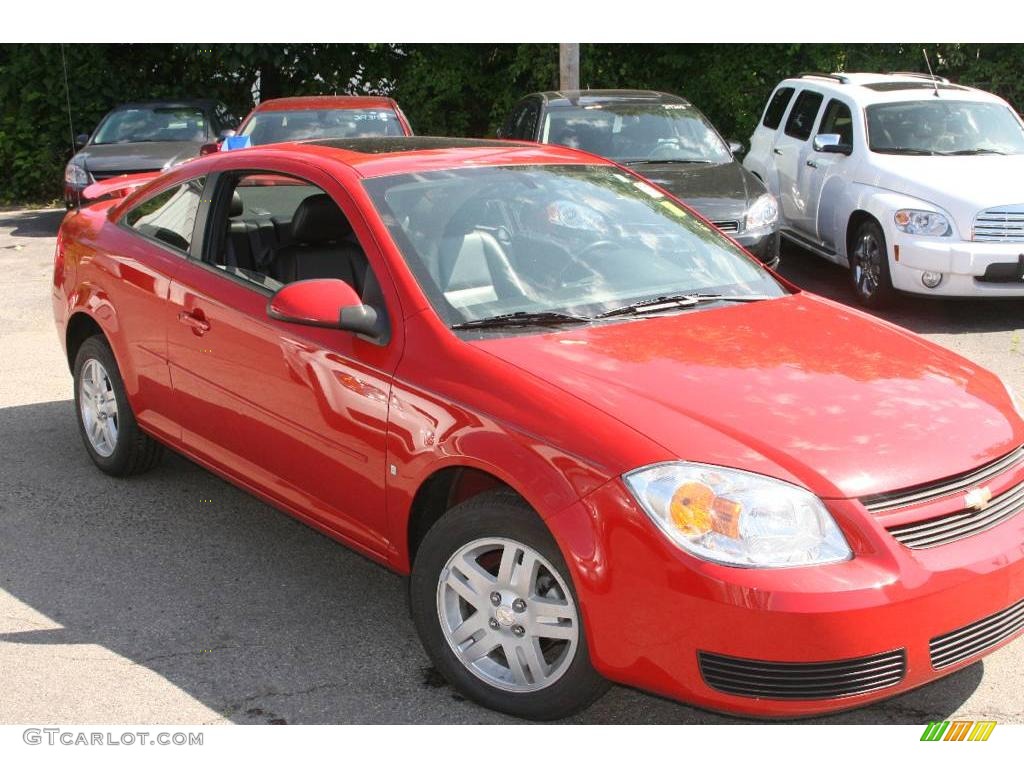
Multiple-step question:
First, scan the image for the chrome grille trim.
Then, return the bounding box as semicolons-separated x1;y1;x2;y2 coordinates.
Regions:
713;220;740;234
974;204;1024;242
698;649;906;700
886;477;1024;548
930;599;1024;669
860;445;1024;513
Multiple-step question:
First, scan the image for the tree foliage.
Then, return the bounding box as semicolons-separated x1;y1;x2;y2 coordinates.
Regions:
2;43;1023;203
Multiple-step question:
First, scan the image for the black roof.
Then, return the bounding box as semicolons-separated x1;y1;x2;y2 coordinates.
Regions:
308;136;525;154
528;89;690;108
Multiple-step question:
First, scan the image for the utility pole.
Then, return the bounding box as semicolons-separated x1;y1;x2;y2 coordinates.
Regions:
559;44;579;91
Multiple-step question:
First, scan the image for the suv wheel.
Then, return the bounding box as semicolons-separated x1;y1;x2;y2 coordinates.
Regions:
73;335;163;476
410;490;609;720
849;219;895;308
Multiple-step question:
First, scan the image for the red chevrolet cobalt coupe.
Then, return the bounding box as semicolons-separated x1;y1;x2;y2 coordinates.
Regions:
53;137;1024;720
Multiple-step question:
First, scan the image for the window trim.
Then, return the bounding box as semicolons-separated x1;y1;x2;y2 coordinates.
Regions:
117;174;210;260
783;89;825;141
818;97;856;152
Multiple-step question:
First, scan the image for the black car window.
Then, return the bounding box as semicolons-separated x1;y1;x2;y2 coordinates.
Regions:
762;87;795;129
784;90;824;141
123;177;206;254
512;100;540;140
819;99;854;146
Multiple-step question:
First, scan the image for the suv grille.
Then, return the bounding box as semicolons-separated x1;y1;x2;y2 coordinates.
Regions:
698;649;906;700
974;205;1024;242
930;599;1024;669
886;476;1024;548
860;445;1024;513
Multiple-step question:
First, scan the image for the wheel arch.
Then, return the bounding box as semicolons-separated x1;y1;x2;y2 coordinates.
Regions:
65;311;106;372
845;209;882;262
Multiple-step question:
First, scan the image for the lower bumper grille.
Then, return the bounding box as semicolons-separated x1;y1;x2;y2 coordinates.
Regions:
886;477;1024;549
930;599;1024;669
698;649;906;700
713;220;740;234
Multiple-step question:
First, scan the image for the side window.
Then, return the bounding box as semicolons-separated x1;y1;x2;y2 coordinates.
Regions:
516;100;540;140
123;177;206;253
762;87;795;129
207;172;381;316
784;90;825;141
819;99;854;147
498;103;525;139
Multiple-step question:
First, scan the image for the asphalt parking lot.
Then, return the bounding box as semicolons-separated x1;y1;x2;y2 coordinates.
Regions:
1;206;1022;725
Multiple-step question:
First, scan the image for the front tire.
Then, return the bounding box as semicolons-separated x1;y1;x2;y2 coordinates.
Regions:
849;219;895;308
410;490;609;720
73;335;163;476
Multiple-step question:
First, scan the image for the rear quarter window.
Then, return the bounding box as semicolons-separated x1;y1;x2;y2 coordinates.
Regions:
762;87;795;129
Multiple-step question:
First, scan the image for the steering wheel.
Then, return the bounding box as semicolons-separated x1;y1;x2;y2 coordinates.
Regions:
554;240;620;288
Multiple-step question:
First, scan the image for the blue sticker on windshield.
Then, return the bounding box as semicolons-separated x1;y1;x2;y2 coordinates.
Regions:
221;135;252;151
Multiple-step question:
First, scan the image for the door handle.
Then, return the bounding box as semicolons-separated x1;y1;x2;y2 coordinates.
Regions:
773;148;784;155
806;159;818;168
178;310;210;335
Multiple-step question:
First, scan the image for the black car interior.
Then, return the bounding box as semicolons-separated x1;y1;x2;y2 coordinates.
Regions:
209;175;385;319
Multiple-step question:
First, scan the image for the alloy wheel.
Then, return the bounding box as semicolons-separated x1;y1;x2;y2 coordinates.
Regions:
852;232;883;300
436;537;579;693
79;358;119;457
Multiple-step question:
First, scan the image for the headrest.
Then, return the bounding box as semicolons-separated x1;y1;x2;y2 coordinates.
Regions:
291;193;352;243
229;191;244;217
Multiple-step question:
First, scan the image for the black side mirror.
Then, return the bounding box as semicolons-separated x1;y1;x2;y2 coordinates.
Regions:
727;139;745;157
74;133;90;149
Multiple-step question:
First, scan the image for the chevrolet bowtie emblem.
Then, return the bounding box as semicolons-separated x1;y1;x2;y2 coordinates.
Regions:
965;486;993;511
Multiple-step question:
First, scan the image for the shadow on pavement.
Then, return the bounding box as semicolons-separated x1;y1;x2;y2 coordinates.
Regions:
0;208;66;239
777;240;1024;336
0;399;984;724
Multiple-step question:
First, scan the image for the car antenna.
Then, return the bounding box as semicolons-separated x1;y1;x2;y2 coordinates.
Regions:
60;43;82;212
922;47;940;98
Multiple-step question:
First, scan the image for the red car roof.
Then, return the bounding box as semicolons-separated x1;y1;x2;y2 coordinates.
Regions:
249;95;398;113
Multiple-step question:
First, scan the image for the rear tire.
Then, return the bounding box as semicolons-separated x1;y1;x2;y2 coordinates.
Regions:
73;335;163;476
849;219;895;308
410;490;609;720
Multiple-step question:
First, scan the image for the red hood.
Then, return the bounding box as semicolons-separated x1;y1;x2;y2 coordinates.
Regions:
472;293;1023;499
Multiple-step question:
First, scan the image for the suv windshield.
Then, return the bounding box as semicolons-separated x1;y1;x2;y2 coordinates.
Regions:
867;100;1024;155
240;108;404;145
543;103;733;164
364;164;784;328
93;107;209;145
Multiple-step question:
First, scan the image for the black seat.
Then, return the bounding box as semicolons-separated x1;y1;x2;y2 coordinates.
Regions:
272;194;369;295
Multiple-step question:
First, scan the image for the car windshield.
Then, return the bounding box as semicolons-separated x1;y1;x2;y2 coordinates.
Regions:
92;107;209;144
363;164;785;328
542;103;733;164
240;108;405;145
866;100;1024;155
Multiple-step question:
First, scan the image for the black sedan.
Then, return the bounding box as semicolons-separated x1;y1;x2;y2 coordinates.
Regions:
498;89;780;267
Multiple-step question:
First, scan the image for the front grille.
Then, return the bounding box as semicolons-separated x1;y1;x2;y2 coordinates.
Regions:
887;476;1024;548
713;220;740;234
930;598;1024;669
698;649;906;700
974;204;1024;242
90;168;160;181
860;445;1024;513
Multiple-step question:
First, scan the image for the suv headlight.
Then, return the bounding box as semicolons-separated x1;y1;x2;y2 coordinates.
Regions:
894;209;951;236
624;462;852;568
745;193;779;232
64;163;90;187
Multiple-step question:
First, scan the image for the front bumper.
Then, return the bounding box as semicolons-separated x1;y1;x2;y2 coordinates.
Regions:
891;235;1024;297
735;229;780;268
550;478;1024;717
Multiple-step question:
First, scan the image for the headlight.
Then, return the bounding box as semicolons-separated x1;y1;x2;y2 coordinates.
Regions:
64;163;89;187
894;209;951;236
624;462;851;568
745;193;779;232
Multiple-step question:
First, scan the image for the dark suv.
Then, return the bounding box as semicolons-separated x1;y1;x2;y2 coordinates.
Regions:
499;90;780;266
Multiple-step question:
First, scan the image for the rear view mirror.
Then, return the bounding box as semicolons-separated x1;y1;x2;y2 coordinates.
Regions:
74;133;90;149
727;139;745;157
198;143;219;156
812;133;852;155
268;278;384;340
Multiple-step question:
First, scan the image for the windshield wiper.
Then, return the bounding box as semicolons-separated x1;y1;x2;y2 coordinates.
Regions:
593;293;774;319
450;310;591;330
872;148;938;156
623;159;713;166
939;148;1006;156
